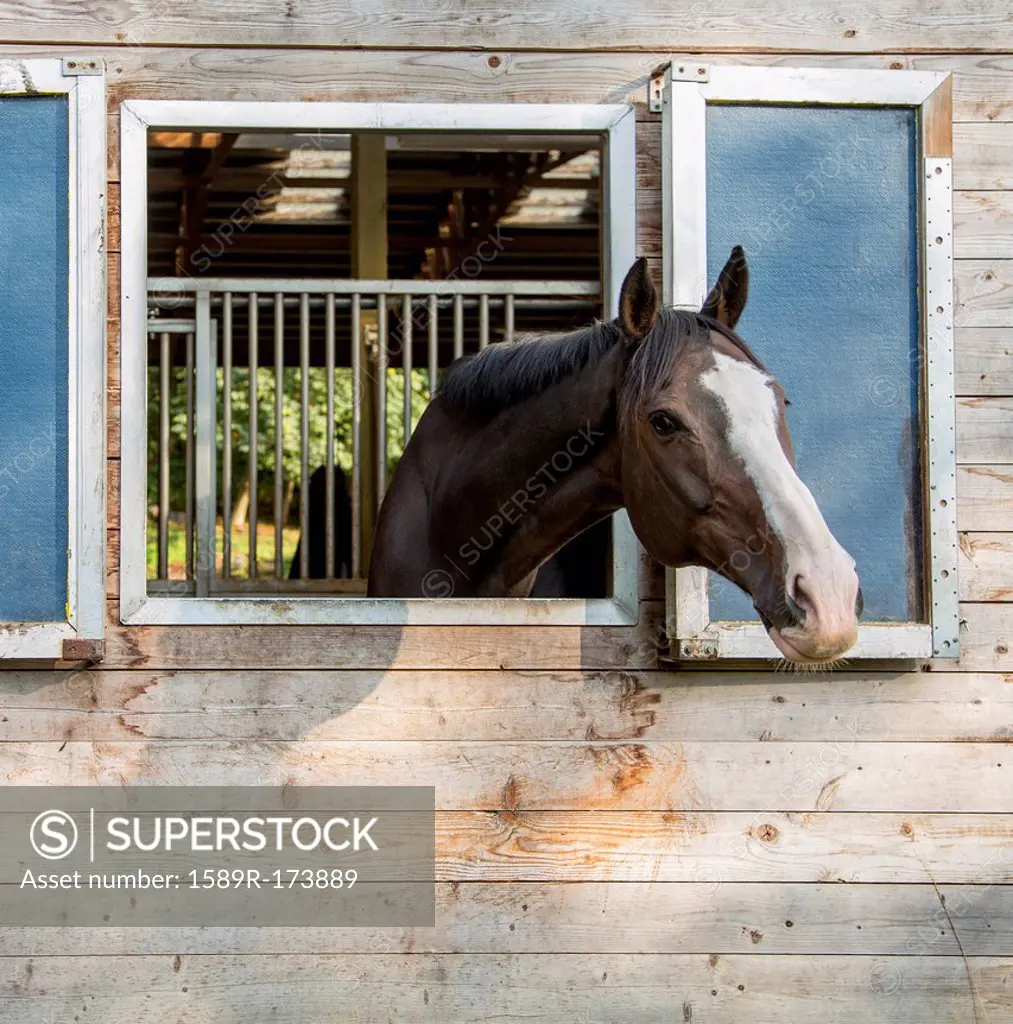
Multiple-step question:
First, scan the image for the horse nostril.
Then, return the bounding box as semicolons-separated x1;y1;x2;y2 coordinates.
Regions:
855;586;864;618
785;575;809;627
784;594;805;626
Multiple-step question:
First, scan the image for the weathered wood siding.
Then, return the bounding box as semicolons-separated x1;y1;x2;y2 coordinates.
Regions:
1;8;1013;1020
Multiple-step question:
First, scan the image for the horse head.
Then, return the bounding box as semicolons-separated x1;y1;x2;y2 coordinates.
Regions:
617;250;862;664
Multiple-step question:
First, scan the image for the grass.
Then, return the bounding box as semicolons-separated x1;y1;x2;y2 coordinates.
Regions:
147;518;302;580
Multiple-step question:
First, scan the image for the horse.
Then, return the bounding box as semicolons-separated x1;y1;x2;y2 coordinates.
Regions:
289;464;353;581
290;463;608;595
367;248;863;665
528;516;611;597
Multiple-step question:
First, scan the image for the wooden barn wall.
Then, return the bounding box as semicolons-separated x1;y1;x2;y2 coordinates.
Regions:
1;5;1013;1019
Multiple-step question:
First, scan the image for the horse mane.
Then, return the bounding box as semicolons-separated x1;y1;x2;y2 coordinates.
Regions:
437;308;766;420
437;319;622;417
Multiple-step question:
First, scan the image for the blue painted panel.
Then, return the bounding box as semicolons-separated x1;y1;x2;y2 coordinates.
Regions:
0;96;69;622
705;104;922;623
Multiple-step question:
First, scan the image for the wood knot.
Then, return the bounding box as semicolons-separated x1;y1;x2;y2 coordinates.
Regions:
757;823;779;843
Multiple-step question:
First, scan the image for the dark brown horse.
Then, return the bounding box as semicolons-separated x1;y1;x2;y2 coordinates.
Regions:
290;463;607;595
369;250;862;664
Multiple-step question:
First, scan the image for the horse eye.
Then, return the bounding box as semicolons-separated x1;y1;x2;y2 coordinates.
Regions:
649;411;685;438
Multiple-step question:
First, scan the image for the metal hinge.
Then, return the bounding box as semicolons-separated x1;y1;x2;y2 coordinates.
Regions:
62;57;104;77
648;62;709;112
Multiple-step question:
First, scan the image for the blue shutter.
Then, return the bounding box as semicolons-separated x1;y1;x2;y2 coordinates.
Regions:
705;104;923;624
0;96;70;622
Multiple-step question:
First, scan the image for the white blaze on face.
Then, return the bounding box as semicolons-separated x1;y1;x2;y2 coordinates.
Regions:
699;350;859;656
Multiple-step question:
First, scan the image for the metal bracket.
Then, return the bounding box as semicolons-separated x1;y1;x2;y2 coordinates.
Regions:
649;62;709;112
62;57;104;77
648;70;665;113
677;637;720;660
923;157;960;659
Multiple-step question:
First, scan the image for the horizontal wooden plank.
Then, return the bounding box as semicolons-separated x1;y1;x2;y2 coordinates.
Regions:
0;879;1011;954
0;48;1004;121
957;397;1013;463
99;601;668;670
0;669;1008;742
0;3;1010;53
955;123;1013;189
958;465;1013;531
955;191;1013;259
961;533;1013;601
0;954;1008;1022
0;809;1008;886
950;601;1013;671
956;260;1013;328
432;811;1013;884
956;329;1013;395
0;740;1009;810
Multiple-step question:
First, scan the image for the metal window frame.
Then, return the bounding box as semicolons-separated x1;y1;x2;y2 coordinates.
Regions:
119;99;639;627
0;58;106;660
661;65;959;661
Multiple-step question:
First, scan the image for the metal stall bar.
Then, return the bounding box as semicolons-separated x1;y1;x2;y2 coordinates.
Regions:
222;293;233;580
184;330;195;581
504;293;515;344
478;293;490;350
453;293;464;360
194;293;217;598
152;279;600;297
402;293;413;443
274;293;285;580
350;292;362;578
299;291;311;579
247;292;259;578
427;295;438;400
158;330;170;580
376;294;388;501
325;292;336;579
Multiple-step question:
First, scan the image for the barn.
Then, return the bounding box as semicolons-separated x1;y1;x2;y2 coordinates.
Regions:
0;2;1012;1020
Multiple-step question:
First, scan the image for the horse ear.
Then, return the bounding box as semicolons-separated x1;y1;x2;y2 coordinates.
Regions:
618;257;659;343
702;245;748;328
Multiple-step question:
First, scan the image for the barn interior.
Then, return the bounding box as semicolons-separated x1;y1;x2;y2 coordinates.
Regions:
143;129;609;592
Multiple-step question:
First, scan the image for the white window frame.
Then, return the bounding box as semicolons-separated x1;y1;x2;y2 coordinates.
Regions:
661;65;959;661
0;58;106;660
119;99;638;627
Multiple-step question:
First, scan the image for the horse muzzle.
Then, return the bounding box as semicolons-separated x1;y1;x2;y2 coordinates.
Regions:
758;578;863;665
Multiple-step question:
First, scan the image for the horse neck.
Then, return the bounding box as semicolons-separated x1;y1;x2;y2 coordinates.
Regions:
435;344;626;594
